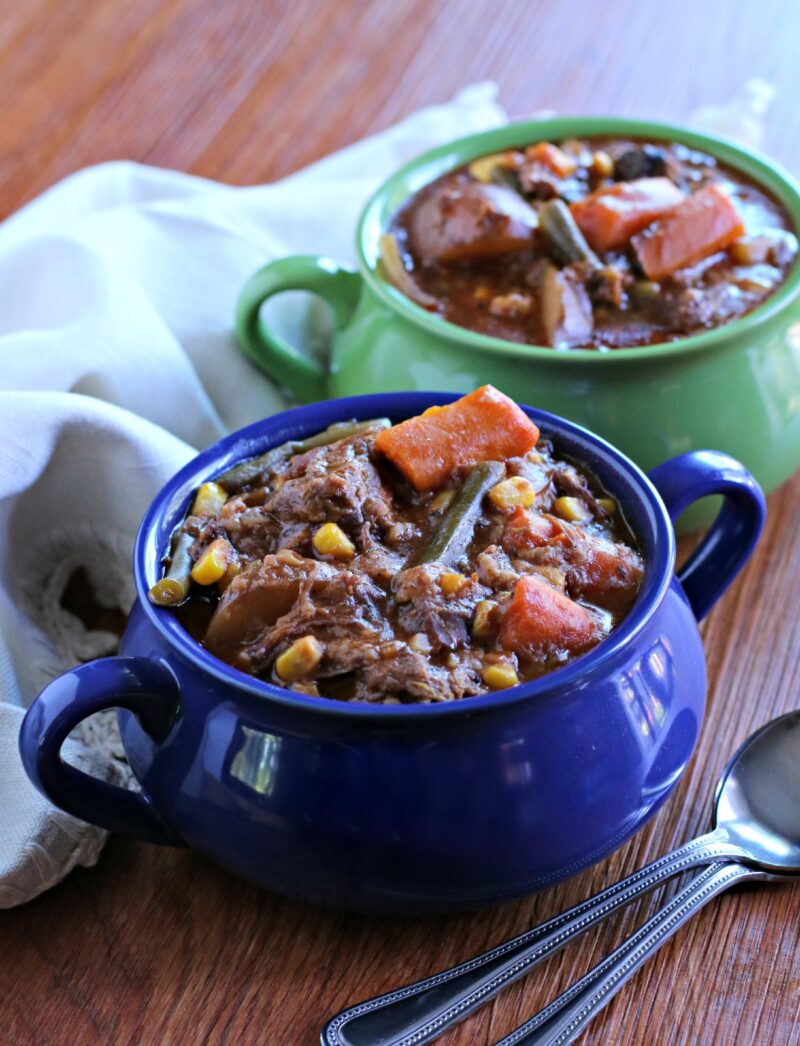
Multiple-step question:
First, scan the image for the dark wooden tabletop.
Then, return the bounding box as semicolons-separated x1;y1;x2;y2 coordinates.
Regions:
2;1;799;1043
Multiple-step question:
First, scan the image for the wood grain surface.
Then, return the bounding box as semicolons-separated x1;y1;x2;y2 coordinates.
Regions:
2;1;800;1043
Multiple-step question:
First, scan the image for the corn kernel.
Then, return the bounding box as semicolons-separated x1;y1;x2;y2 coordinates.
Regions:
313;522;355;559
191;482;228;518
422;405;444;417
191;539;230;586
489;476;536;512
591;150;614;177
482;662;519;690
472;600;497;640
473;284;493;304
409;632;432;655
275;636;324;682
553;496;592;522
560;138;588;161
430;488;455;513
468;152;514;183
598;497;617;516
440;572;467;596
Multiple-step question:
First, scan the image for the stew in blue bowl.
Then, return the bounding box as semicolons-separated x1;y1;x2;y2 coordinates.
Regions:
19;392;764;912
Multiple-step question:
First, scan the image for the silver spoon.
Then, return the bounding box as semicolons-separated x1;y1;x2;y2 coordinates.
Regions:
322;710;800;1046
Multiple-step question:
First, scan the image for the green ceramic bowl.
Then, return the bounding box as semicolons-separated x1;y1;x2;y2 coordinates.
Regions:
236;117;800;520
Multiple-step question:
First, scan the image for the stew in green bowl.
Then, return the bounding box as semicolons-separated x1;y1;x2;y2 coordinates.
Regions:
383;136;796;349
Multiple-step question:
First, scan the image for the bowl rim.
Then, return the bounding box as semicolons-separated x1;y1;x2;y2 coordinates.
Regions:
134;392;677;720
356;115;800;364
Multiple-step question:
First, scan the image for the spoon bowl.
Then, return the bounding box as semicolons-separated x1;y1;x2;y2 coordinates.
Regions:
713;710;800;873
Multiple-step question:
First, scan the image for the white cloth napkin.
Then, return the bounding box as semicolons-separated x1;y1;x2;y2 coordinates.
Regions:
0;84;508;907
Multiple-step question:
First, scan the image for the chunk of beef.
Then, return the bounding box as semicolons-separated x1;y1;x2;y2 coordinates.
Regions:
505;455;554;499
355;644;484;703
248;568;391;674
474;545;521;592
518;164;560;200
392;563;490;651
666;284;746;333
317;638;382;677
266;433;396;539
553;462;606;517
590;263;630;309
351;544;406;588
192;496;306;562
475;543;569;601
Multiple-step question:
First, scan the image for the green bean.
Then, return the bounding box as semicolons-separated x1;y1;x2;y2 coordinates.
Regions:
539;199;600;270
214;417;391;491
214;442;300;492
148;530;195;606
299;417;390;450
414;461;505;567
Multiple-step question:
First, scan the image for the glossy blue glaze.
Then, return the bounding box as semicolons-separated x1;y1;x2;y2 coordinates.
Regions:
19;393;766;913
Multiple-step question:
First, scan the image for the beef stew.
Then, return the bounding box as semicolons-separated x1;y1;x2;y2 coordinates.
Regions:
150;387;644;703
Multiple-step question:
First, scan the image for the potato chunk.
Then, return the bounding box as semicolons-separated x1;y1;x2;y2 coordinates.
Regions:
409;182;538;264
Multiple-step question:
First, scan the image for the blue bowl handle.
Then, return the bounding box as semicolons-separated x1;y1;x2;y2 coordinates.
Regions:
19;656;183;846
648;450;766;622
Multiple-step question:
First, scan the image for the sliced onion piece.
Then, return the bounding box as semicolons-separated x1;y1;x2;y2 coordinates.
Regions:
378;233;438;308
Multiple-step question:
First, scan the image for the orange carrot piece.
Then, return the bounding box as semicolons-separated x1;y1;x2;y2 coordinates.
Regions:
500;574;599;656
633;184;745;280
570;177;685;252
374;385;539;493
525;142;576;178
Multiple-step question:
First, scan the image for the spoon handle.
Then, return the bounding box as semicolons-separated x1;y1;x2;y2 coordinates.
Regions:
321;834;742;1046
494;861;761;1046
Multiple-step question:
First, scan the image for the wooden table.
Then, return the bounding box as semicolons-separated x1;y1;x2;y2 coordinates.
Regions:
2;1;799;1042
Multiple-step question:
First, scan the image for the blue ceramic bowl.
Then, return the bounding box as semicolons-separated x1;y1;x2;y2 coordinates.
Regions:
19;393;765;913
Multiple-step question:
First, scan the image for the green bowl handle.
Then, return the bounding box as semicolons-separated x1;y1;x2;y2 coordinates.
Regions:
235;255;363;403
